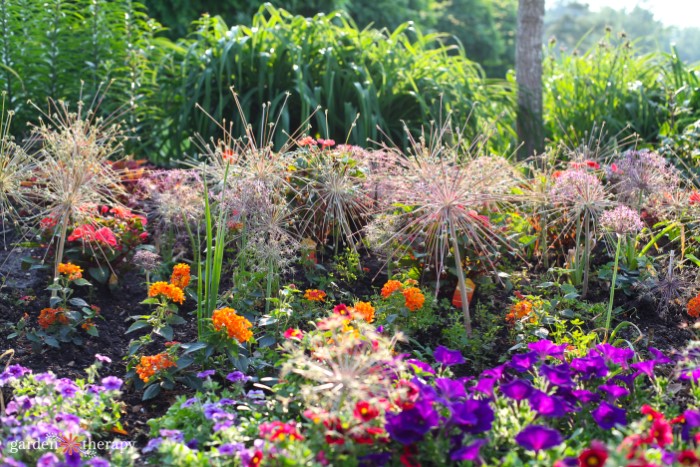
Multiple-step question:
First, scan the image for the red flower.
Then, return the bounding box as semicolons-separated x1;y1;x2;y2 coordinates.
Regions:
317;138;336;148
333;303;351;317
100;205;109;215
139;232;149;241
323;417;345;445
647;418;673;447
298;136;317;147
578;442;608;467
40;216;58;230
678;450;700;466
94;227;118;247
248;450;263;467
690;191;700;205
394;380;420;410
353;401;380;421
610;163;620;173
283;328;303;340
585;160;600;169
640;405;663;421
68;224;96;242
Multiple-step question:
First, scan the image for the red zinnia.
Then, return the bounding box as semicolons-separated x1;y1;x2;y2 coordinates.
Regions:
353;401;380;421
647;418;673;447
578;442;608;467
678;450;700;466
284;328;303;340
640;405;663;421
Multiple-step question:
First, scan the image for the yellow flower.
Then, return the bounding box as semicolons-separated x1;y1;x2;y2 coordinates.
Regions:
170;263;191;289
212;307;253;343
353;301;375;323
402;287;425;311
148;281;185;304
58;263;83;281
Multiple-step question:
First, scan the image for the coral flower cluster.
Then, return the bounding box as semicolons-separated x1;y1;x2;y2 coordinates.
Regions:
380;280;426;312
353;301;375;323
57;262;83;281
135;353;177;383
169;263;190;289
38;307;69;329
506;299;535;323
148;281;185;305
304;289;327;302
688;294;700;318
212;307;253;343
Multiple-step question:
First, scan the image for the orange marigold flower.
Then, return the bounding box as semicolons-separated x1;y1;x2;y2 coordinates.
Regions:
506;299;534;323
402;287;425;311
381;280;403;298
148;281;185;305
353;301;375;323
688;295;700;318
304;289;327;302
135;353;176;383
170;263;191;289
81;320;95;331
38;308;69;329
57;263;83;281
212;307;253;343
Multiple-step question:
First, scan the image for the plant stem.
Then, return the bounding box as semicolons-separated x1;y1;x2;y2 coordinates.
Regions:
449;220;472;338
52;213;70;298
582;212;591;298
604;235;622;342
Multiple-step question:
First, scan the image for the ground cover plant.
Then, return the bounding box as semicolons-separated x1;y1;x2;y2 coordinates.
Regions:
3;2;700;466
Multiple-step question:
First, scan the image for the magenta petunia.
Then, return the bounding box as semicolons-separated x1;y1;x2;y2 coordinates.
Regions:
515;425;563;452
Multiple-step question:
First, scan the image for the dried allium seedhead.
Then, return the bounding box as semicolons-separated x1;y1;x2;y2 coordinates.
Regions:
599;205;643;236
363;214;402;259
132;249;161;273
609;149;680;205
240;201;299;274
550;170;605;206
136;169;205;228
643;251;694;320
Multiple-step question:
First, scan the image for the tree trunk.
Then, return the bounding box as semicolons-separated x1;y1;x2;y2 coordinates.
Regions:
516;0;545;159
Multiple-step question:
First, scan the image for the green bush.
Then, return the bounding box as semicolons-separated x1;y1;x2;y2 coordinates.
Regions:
155;5;515;164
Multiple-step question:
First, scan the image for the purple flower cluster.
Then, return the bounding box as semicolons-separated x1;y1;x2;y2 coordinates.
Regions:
600;205;644;235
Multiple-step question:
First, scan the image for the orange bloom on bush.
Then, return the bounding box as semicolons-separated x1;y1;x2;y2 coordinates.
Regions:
688;295;700;318
170;263;191;289
353;301;375;323
304;289;327;302
212;307;253;343
381;280;403;298
57;263;83;281
135;353;176;383
402;287;425;311
506;300;534;323
38;308;69;329
148;281;185;304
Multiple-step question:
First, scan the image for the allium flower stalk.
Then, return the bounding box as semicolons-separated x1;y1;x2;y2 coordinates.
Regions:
549;169;612;297
609;149;680;208
600;205;643;341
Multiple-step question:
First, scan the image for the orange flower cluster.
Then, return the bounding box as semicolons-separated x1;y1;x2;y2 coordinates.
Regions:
688;295;700;318
136;353;176;383
353;301;375;323
402;287;425;311
381;280;403;298
170;263;191;289
81;320;95;331
212;307;253;343
148;281;185;304
57;263;83;281
304;289;327;302
506;300;534;323
38;308;69;329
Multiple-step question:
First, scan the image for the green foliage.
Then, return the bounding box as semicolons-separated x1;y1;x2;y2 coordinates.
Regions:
0;0;167;156
155;5;515;164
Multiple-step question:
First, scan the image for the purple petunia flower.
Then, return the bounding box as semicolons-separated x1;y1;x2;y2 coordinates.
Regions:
94;354;112;364
226;371;251;383
55;379;79;398
529;340;567;361
500;379;533;401
406;359;436;375
434;346;465;366
631;360;656;380
159;429;184;442
481;364;507;380
528;390;566;418
385;399;439;444
598;383;629;400
87;458;110;467
450;438;487;463
450;399;494;434
359;453;392;467
510;352;538;372
101;376;123;391
186;439;199;450
682;409;700;441
181;397;198;408
219;443;244;455
143;438;163;453
570;355;608;379
435;378;466;400
37;453;60;467
515;425;563;452
591;401;627;429
472;377;497;397
649;347;671;365
539;364;574;387
197;370;216;379
572;389;600;405
0;365;31;386
595;344;634;368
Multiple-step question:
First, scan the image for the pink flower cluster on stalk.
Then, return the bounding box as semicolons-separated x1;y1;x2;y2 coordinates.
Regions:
609;149;680;204
600;205;644;236
550;170;605;207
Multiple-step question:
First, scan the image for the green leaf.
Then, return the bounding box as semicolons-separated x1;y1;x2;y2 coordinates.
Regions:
89;267;110;284
72;278;91;287
126;320;151;334
69;298;89;308
258;335;276;348
176;355;194;370
181;342;208;355
156;325;174;341
86;326;99;337
142;384;161;400
140;297;160;305
44;336;60;348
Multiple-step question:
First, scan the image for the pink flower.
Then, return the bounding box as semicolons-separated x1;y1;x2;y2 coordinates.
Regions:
317;138;336;148
94;227;118;247
284;328;303;340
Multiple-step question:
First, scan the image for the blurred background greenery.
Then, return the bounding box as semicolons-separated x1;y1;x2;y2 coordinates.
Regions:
0;0;698;165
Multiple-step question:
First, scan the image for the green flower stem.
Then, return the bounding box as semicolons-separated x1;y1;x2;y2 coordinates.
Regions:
604;234;622;342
